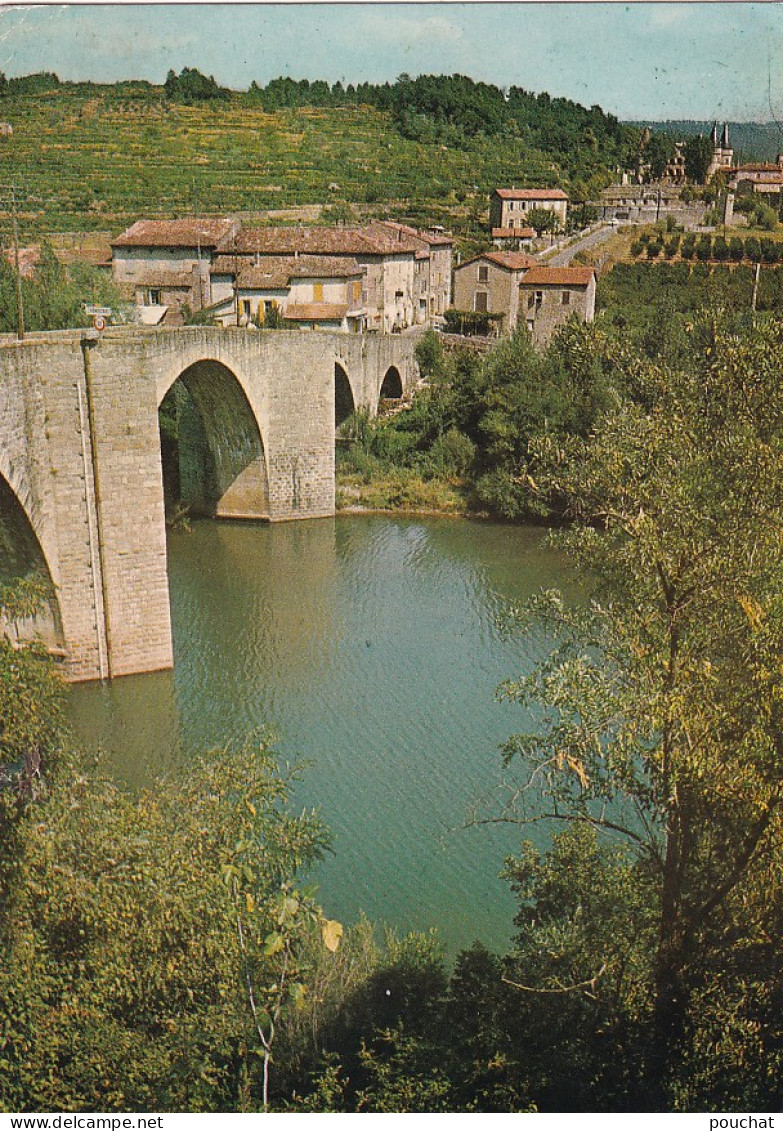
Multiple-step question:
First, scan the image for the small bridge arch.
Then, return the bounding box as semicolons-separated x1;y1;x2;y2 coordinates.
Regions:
379;365;404;401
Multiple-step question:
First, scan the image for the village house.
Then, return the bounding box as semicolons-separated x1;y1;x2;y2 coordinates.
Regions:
363;219;453;322
452;251;537;333
489;188;569;232
223;225;420;332
207;255;365;331
729;155;783;199
110;216;449;332
110;217;240;321
518;266;596;347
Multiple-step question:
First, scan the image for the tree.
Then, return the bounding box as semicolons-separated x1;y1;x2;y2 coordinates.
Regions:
499;313;783;1107
683;134;714;185
527;207;559;238
644;132;676;180
0;736;338;1111
164;67;228;104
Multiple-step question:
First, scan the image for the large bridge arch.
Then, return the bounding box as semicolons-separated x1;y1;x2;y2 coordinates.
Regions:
159;358;270;520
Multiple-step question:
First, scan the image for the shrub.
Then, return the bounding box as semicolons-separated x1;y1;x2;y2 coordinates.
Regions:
712;236;730;262
695;235;713;261
729;237;745;262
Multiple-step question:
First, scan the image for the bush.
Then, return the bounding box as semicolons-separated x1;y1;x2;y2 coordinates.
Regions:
712;236;730;262
729;237;745;262
695;235;713;261
646;241;663;259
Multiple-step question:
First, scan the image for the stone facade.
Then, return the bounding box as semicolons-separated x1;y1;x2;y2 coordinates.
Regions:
490;188;569;231
111;218;451;333
0;326;419;682
518;267;596;347
452;251;537;332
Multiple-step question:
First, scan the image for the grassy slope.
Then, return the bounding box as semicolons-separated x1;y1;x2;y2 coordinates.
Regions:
1;86;565;242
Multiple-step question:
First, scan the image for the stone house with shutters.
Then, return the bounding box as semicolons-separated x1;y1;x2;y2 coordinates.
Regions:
452;251;537;333
364;220;453;322
490;188;569;232
207;255;365;331
226;225;419;333
110;217;240;322
518;266;596;346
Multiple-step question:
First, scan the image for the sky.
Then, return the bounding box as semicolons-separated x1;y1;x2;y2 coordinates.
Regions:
0;2;782;122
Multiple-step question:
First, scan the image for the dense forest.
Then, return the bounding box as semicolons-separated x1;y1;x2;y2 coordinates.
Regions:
2;270;783;1111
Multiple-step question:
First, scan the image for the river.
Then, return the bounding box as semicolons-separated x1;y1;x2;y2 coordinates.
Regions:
68;514;576;957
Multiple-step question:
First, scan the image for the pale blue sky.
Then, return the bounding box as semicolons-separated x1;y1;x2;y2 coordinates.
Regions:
0;3;781;121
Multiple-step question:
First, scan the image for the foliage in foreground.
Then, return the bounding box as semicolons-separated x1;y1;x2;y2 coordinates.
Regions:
497;313;783;1108
0;738;334;1111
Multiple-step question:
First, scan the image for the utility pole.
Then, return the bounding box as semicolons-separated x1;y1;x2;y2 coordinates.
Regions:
10;186;25;339
751;261;761;312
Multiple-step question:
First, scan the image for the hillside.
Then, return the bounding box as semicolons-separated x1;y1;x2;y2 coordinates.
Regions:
0;75;636;241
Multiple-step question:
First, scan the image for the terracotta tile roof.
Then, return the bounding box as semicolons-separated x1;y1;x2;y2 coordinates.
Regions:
520;266;595;287
495;188;568;201
458;251;538;272
284;303;349;321
366;219;453;248
491;227;536;239
111;218;237;249
287;256;362;279
128;269;196;288
732;163;783;174
232;226;418;257
211;254;362;289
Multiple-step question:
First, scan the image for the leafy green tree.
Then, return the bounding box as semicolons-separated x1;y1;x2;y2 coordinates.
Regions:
0;737;336;1111
501;313;783;1106
164;67;229;104
527;207;559;238
644;132;676;180
683;134;714;184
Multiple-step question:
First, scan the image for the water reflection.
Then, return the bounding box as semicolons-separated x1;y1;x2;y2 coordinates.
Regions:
68;515;573;955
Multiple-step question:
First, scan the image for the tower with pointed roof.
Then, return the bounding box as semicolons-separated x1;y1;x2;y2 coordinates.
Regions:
707;122;734;179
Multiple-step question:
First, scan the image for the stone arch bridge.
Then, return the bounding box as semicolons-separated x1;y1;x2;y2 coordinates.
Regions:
0;326;419;681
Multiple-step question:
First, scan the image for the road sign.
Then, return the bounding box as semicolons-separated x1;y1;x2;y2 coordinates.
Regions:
93;315;106;332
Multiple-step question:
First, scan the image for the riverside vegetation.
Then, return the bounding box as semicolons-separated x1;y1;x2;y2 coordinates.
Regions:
2;300;783;1111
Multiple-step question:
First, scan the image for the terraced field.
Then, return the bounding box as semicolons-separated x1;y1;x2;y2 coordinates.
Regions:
0;86;563;241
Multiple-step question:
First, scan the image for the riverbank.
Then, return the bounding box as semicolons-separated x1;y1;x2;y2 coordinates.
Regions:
336;466;473;516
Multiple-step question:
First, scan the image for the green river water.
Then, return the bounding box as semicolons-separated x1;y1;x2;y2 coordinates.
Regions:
68;514;575;957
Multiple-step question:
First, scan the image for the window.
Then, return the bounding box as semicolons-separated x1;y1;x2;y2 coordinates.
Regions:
474;291;488;313
148;289;160;304
477;264;489;283
242;300;251;317
353;281;361;304
313;282;324;303
561;290;571;306
535;291;543;309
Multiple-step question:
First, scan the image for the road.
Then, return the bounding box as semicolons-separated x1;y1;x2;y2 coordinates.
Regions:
543;222;627;266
